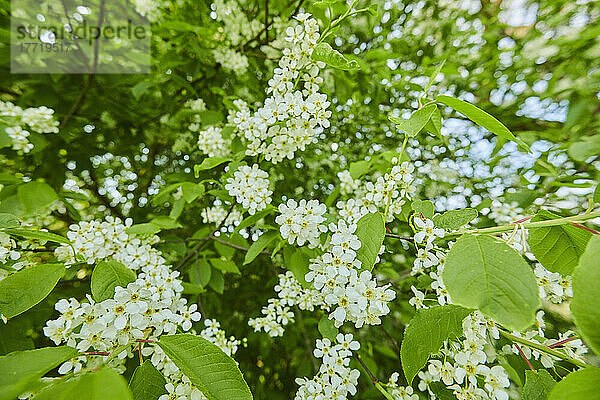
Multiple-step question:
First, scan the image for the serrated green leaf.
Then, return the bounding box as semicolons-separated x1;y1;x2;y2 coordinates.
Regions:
571;236;600;357
91;260;136;302
443;234;540;331
411;200;435;219
433;208;478;230
4;228;70;244
311;43;359;71
34;368;133;400
0;264;65;320
349;160;370;179
17;182;58;215
522;370;556;400
244;231;278;265
318;316;338;341
194;157;232;174
129;360;168;400
0;213;19;229
401;305;472;385
389;104;437;137
355;212;385;271
126;223;161;235
0;346;79;400
209;258;240;274
436;95;530;152
527;210;591;275
157;334;252;400
548;368;600;400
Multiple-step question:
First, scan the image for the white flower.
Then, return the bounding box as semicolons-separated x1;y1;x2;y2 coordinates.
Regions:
225;164;273;215
414;218;445;244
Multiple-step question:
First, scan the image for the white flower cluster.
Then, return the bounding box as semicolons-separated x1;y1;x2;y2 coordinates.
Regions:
488;200;524;224
294;334;361;400
201;204;242;228
0;101;59;154
534;264;573;303
336;161;416;224
381;372;418;400
211;0;262;75
0;232;20;265
408;219;451;307
54;217;162;270
306;220;396;328
213;47;250;75
185;98;206;112
337;170;359;195
196;126;231;158
131;0;165;22
248;272;324;337
276;198;327;248
45;217;243;400
225;164;273;215
233;14;332;162
199;319;242;357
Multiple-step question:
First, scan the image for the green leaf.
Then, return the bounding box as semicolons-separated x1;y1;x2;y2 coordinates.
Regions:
0;263;65;320
157;334;253;400
571;236;600;356
442;234;540;331
594;185;600;204
548;368;600;400
425;107;443;139
318;316;338;341
311;43;359;71
209;258;240;274
131;81;151;100
389;104;438;137
194;157;232;174
568;135;600;162
0;213;19;229
522;370;556;400
234;206;276;233
208;269;225;293
91;260;136;302
17;182;58;215
349;160;370;179
126;223;161;235
423;60;446;94
527;210;591;275
244;231;279;265
4;228;70;245
34;368;133;400
0;318;34;355
436;95;530;152
433;208;478;230
411;200;435;219
355;212;385;271
401;305;472;385
0;346;79;400
284;247;315;289
150;216;182;229
129;360;167;400
189;258;212;288
180;182;205;203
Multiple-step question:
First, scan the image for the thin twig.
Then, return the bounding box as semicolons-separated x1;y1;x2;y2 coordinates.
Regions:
515;343;534;371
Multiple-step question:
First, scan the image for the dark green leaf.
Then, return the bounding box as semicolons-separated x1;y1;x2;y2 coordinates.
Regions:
522;370;556;400
401;305;472;384
433;208;478;230
355;212;385;271
129;360;168;400
244;231;278;265
443;234;540;331
91;260;136;302
0;264;65;320
157;334;252;400
34;368;133;400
